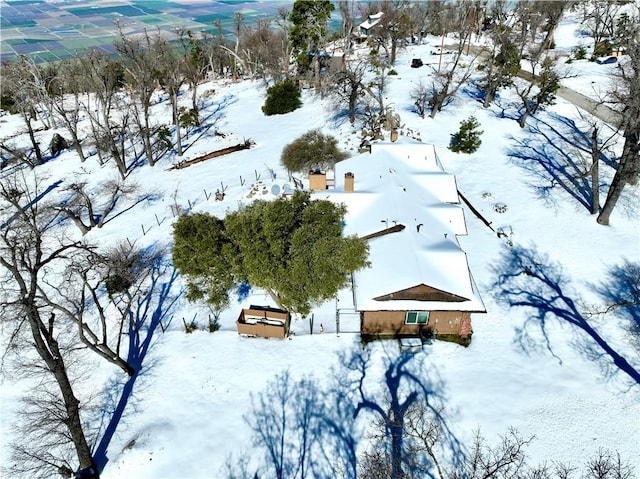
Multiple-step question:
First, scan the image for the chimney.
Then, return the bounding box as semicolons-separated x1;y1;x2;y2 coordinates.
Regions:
390;128;398;142
344;172;354;192
308;169;327;191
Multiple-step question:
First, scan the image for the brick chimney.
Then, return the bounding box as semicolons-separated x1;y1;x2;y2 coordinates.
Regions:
308;169;327;190
344;172;354;192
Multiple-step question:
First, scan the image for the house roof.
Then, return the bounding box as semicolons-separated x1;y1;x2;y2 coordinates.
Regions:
313;139;485;313
359;11;383;31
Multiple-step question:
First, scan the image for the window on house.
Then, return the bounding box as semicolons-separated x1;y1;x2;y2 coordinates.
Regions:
405;311;429;324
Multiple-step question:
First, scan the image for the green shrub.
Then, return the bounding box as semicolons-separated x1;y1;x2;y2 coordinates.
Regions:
0;94;16;113
388;69;398;75
183;318;198;333
208;315;220;333
574;46;587;60
262;79;302;116
449;116;483;154
281;129;348;173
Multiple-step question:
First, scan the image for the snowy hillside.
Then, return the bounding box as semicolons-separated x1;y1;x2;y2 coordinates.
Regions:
1;14;639;479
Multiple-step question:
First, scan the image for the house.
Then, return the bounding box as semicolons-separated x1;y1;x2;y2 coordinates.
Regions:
236;305;291;339
311;138;485;343
357;12;383;40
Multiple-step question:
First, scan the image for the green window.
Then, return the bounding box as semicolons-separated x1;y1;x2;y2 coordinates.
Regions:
405;311;429;324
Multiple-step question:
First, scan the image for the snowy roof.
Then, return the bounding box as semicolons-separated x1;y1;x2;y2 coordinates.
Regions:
314;139;485;313
359;12;383;31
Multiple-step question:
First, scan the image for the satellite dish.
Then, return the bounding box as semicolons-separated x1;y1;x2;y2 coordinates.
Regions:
283;183;293;194
271;184;281;195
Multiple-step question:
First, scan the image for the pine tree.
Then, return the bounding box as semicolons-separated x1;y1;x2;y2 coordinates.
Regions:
449;116;483;154
262;79;302;116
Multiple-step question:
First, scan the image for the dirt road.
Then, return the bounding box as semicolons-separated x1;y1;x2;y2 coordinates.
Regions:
516;69;623;128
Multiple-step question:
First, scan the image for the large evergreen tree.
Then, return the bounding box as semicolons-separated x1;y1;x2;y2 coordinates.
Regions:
172;191;369;315
288;0;333;84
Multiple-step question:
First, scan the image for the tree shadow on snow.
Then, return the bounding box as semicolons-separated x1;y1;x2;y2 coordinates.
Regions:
491;244;640;386
590;260;640;355
91;258;181;473
506;112;617;213
227;343;463;479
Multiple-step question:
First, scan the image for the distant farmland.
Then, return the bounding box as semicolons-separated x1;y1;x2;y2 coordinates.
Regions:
0;0;292;63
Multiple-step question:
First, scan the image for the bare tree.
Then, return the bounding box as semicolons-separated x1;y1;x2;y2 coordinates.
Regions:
411;80;430;119
597;18;640;225
55;177;140;235
333;57;369;123
0;172;98;477
367;0;414;66
514;53;562;128
175;28;204;116
338;0;358;50
41;240;163;378
79;49;130;177
154;34;186;156
1;58;46;166
580;0;624;51
427;1;478;118
448;428;532;479
49;57;88;161
115;26;161;167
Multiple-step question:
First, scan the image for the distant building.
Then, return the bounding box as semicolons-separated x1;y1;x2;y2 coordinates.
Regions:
357;12;383;40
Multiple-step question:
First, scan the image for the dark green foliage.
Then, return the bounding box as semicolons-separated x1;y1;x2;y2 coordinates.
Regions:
574;46;587;60
482;36;521;106
533;57;560;110
157;125;173;150
614;12;633;48
0;94;16;113
179;106;199;128
280;129;348;173
494;38;521;78
289;0;334;53
172;213;237;309
262;79;302;116
171;191;369;315
449;116;483;154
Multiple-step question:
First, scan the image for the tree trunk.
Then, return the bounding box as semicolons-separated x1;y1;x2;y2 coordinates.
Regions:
191;82;198;117
597;132;639;225
142;105;156;167
591;127;600;215
24;112;44;166
27;310;97;475
172;91;183;157
518;109;530;128
348;89;357;124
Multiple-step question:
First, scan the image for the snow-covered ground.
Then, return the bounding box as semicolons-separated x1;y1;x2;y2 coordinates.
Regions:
1;16;639;479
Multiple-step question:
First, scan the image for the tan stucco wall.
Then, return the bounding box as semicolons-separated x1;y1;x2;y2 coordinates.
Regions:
361;310;420;336
361;310;471;336
429;311;470;335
